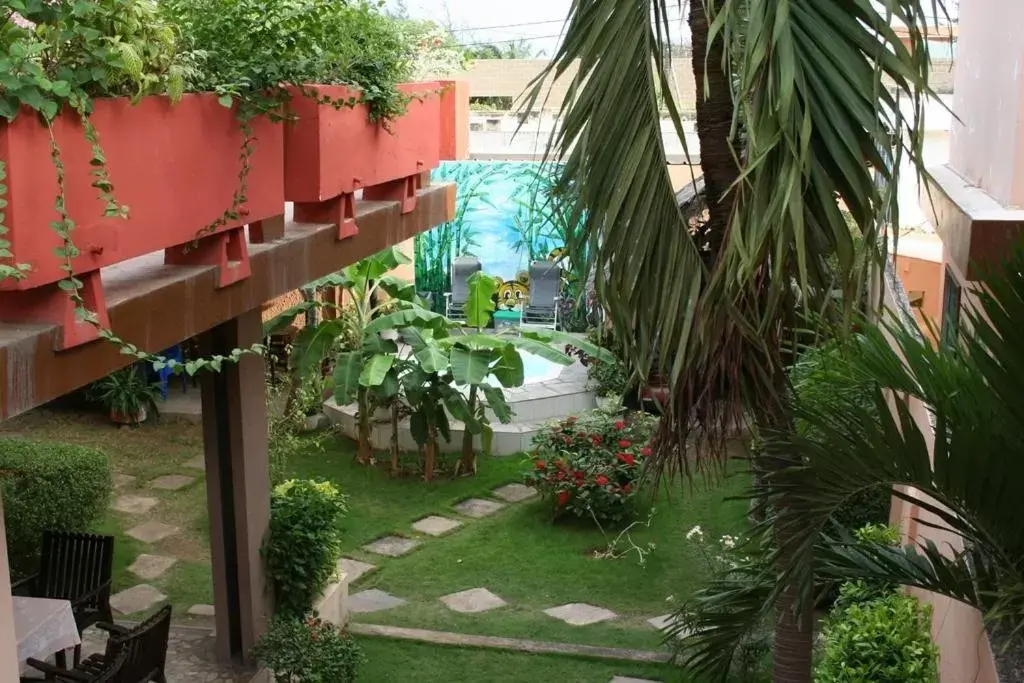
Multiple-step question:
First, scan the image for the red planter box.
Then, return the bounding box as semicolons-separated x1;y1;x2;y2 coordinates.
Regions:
0;94;284;347
284;82;442;237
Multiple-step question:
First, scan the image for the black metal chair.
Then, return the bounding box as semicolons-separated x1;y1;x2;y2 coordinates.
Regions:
13;531;115;667
27;605;172;683
31;649;131;683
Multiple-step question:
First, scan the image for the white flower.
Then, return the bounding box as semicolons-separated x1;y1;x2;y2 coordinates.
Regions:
9;12;36;30
685;525;704;541
720;535;736;550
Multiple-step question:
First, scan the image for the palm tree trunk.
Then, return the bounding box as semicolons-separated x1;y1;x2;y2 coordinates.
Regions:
689;0;739;263
690;3;812;680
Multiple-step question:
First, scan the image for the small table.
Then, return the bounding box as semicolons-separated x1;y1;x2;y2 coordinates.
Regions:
494;310;522;329
13;596;80;672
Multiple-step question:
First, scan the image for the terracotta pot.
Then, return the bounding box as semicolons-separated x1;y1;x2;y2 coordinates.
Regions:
284;83;442;235
111;405;147;425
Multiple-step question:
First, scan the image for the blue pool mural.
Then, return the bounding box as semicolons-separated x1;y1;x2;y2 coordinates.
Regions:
417;161;587;324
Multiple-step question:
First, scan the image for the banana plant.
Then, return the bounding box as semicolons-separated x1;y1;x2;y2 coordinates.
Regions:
267;246;444;465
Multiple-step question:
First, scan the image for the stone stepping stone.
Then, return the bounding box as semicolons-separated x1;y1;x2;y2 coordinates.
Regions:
127;554;177;580
339;558;376;584
110;584;166;615
492;483;537;503
187;604;215;617
610;678;661;683
126;521;179;543
543;603;618;626
439;588;507;614
148;474;196;491
453;498;506;518
183;455;206;471
348;589;406;614
646;614;689;638
412;515;462;537
362;536;421;558
110;495;158;515
113;474;136;489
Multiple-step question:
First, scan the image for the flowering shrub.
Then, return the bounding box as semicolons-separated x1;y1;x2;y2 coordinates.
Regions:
524;411;657;524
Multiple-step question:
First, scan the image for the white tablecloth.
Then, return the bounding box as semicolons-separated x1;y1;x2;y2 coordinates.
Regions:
13;596;80;667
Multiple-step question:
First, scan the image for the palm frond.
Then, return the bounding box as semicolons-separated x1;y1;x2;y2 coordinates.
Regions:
764;239;1024;622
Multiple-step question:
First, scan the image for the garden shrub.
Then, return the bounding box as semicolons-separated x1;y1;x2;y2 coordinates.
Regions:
524;411;658;525
263;479;347;616
0;439;113;579
816;592;939;683
252;615;364;683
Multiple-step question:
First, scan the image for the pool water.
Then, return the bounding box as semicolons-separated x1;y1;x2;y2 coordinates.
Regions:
485;350;564;386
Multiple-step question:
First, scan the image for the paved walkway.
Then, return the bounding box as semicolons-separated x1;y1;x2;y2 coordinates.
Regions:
80;625;252;683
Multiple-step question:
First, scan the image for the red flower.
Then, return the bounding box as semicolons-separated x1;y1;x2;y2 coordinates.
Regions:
563;436;572;445
591;435;603;445
577;431;587;438
566;416;578;425
615;420;625;429
555;471;567;481
573;470;585;479
640;446;653;457
618;439;631;449
535;460;547;470
596;474;609;486
557;490;570;507
617;453;636;466
623;483;632;493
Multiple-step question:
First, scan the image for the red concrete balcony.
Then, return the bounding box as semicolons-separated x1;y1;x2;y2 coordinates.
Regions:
0;81;466;354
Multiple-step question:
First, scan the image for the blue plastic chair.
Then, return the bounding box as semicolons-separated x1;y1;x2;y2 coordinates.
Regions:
153;345;186;399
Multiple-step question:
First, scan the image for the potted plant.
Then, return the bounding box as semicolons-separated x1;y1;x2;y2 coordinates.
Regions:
165;0;435;239
588;355;628;414
0;0;285;349
90;366;161;425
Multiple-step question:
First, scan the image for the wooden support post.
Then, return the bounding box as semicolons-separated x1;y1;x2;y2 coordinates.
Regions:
199;309;271;663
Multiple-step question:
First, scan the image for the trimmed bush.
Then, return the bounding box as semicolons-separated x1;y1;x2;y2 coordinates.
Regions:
0;439;113;578
817;592;939;683
263;479;347;617
252;615;364;683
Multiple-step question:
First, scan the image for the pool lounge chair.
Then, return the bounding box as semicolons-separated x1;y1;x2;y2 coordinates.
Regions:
522;260;561;329
445;256;482;321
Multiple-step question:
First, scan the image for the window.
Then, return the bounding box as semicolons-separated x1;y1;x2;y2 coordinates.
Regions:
940;265;962;350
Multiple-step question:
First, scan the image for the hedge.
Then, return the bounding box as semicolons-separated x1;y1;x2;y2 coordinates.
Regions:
0;439;113;578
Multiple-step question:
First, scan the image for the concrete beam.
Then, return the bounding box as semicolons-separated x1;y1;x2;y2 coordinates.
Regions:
0;182;455;419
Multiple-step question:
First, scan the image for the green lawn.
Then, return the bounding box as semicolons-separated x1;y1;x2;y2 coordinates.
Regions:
2;406;751;678
293;433;751;653
354;637;681;682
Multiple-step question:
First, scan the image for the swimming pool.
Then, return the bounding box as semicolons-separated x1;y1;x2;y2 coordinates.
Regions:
485;350;564;386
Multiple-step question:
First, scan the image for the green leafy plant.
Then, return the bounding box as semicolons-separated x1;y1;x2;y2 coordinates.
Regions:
524;411;657;524
0;438;113;578
816;593;939;683
252;615;364;683
164;0;414;123
88;365;161;425
267;380;327;487
263;479;347;617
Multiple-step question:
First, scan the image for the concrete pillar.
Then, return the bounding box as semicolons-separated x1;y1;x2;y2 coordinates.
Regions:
0;492;19;680
948;3;1024;209
199;309;271;663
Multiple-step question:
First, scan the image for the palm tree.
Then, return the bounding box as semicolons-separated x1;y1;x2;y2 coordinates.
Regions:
524;0;943;680
758;244;1024;666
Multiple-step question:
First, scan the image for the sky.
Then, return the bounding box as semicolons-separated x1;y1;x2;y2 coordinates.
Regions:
390;0;690;57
